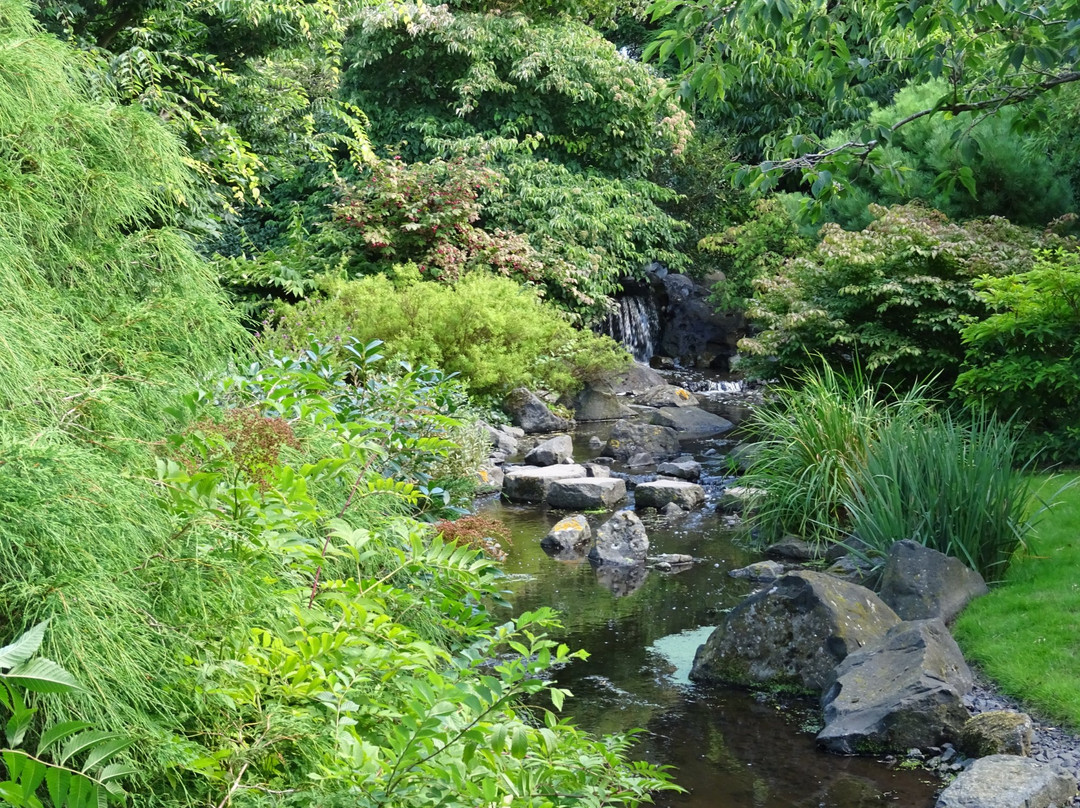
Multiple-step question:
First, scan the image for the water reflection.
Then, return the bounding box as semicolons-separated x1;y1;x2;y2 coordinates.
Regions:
481;497;940;808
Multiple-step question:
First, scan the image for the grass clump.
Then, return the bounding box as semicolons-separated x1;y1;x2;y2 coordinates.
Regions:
740;363;928;548
844;410;1037;581
953;474;1080;727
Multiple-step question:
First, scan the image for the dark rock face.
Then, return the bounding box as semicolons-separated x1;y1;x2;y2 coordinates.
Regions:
524;434;574;466
935;755;1076;808
601;420;681;462
877;540;989;623
649;406;735;439
765;536;820;562
589;510;649;566
505;388;572;434
658;272;746;370
690;571;901;691
817;619;974;754
960;711;1034;758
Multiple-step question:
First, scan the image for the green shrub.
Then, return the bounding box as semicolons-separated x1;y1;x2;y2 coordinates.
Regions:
844;411;1037;581
739;363;930;548
811;80;1075;230
956;248;1080;463
739;204;1048;387
269;272;631;398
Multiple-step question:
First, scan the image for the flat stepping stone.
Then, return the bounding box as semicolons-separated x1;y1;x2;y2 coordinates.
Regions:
502;464;587;503
635;480;705;510
547;477;627;510
650;406;734;438
935;755;1076;808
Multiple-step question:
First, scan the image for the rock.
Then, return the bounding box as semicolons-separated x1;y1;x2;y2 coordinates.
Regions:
817;619;974;755
476;462;504;494
595;562;649;596
657;458;702;480
824;555;879;588
541;514;592;553
591;456;614;466
650;553;695;567
601;420;681;462
587;363;668;396
649;406;735;439
505;388;572;434
547;477;627;510
935;755;1076;808
589;510;649;566
588;435;604;450
960;711;1034;758
826;536;874;562
661;502;685;517
878;540;989;623
573;388;636;421
658;272;746;370
635;384;699;408
483;423;518;457
502;464;587;503
524;434;574;466
582;463;610;478
502;425;525;438
690;571;901;691
717;486;767;514
626;452;656;469
727;442;763;472
728;560;785;582
634;480;706;511
765;536;820;562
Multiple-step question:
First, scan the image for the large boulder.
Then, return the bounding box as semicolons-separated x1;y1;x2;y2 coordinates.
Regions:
524;434;574;466
502;464;587;503
541;514;592;554
935;755;1076;808
476;462;504;494
505;388;572;434
717;485;767;514
586;362;667;396
573;388;635;421
547;477;627;510
877;540;989;623
483;423;519;457
634;480;706;511
817;619;973;755
649;406;735;439
690;571;901;691
601;420;680;462
588;510;649;566
635;384;699;408
960;711;1034;758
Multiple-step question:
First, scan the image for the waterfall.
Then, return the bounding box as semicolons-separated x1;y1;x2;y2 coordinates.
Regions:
600;295;659;363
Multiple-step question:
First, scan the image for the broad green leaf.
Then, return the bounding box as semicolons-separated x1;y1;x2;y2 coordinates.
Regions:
0;623;48;670
3;659;80;693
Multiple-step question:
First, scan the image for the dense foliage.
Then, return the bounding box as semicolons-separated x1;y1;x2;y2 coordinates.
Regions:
739;204;1048;386
269;273;630;399
956;248;1080;462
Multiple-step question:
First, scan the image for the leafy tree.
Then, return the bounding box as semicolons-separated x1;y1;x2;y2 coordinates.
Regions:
739;204;1050;386
957;248;1080;461
806;81;1075;229
32;0;372;210
648;0;1080;203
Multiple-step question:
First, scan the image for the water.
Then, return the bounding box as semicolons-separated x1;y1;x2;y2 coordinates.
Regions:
480;458;941;806
601;296;660;363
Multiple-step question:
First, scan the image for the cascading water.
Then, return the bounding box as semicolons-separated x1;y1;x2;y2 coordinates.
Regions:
600;295;659;363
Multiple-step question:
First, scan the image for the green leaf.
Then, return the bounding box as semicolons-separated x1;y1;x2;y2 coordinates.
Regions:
59;732;119;767
81;738;133;773
0;623;48;670
510;725;528;759
3;658;80;693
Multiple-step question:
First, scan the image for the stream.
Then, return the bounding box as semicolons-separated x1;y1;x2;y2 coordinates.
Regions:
479;385;941;807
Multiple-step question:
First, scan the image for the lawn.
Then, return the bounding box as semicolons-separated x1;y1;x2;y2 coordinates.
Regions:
953;473;1080;728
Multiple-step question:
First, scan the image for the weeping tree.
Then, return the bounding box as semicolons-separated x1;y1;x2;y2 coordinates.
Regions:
0;0;246;783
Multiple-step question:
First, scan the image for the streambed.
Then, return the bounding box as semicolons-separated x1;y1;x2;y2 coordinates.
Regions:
479;404;941;807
